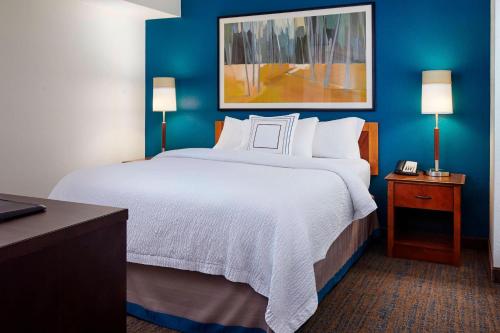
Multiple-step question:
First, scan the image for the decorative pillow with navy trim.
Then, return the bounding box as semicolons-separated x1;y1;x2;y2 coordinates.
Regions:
246;114;300;155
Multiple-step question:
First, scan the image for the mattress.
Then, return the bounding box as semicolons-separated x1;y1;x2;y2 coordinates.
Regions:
127;212;379;333
322;158;371;188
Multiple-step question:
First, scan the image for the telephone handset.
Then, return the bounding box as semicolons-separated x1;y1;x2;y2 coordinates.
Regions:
394;160;418;176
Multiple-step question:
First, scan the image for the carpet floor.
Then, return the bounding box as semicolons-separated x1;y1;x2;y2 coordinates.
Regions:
127;241;500;332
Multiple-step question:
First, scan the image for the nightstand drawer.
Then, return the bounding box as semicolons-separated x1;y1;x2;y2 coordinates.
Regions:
394;183;453;211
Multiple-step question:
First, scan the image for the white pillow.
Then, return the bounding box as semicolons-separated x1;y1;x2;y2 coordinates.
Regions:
238;119;251;150
246;114;299;155
292;117;319;158
312;117;365;159
214;116;248;150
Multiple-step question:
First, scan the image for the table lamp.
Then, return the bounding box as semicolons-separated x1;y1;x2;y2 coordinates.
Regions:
153;77;176;152
421;70;453;177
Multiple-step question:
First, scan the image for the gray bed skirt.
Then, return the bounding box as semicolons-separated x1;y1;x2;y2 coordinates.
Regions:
127;212;379;332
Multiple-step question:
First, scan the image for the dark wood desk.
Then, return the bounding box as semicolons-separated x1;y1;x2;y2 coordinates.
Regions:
0;194;128;333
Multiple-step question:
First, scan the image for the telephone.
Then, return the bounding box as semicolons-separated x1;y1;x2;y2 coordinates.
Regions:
394;160;419;176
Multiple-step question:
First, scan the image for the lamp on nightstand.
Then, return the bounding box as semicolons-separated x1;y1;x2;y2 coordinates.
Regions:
421;70;453;177
153;77;177;152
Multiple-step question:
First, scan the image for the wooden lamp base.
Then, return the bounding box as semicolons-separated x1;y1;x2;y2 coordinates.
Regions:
426;169;450;177
427;123;450;177
161;120;166;152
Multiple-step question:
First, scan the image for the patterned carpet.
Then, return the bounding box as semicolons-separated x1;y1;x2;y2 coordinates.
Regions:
127;241;500;333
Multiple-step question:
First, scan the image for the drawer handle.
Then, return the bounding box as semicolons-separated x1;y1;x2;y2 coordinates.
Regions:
415;195;432;200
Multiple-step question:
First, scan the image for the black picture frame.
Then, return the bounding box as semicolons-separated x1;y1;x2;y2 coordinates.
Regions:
217;2;375;111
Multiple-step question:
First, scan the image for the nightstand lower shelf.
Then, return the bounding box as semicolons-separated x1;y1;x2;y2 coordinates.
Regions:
393;231;455;264
395;231;453;251
392;244;456;265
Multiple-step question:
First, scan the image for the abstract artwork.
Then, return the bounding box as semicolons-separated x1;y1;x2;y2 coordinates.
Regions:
218;4;373;110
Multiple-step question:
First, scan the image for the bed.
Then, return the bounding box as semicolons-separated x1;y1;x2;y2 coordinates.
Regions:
49;121;379;333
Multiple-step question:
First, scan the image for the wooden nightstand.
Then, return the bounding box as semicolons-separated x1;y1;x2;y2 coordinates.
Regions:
122;157;153;163
385;172;466;266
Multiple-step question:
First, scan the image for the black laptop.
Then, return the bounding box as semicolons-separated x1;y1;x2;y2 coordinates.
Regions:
0;199;46;221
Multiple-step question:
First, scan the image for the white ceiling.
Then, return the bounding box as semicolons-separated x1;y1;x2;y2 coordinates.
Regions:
82;0;181;19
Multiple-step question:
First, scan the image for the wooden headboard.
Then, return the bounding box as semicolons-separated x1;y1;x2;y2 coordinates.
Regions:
215;121;379;176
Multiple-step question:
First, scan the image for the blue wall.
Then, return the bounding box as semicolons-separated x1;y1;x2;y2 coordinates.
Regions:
146;0;490;237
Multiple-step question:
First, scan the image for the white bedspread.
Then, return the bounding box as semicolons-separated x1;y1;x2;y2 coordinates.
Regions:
49;148;377;333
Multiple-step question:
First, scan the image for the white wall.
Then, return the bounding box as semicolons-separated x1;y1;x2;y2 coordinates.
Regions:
0;0;146;197
491;0;500;268
83;0;181;19
126;0;181;17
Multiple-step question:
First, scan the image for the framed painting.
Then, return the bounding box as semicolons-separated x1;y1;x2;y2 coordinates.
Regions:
218;3;374;110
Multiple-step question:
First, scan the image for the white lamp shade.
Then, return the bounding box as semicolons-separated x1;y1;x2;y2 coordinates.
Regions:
421;70;453;114
153;77;176;112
